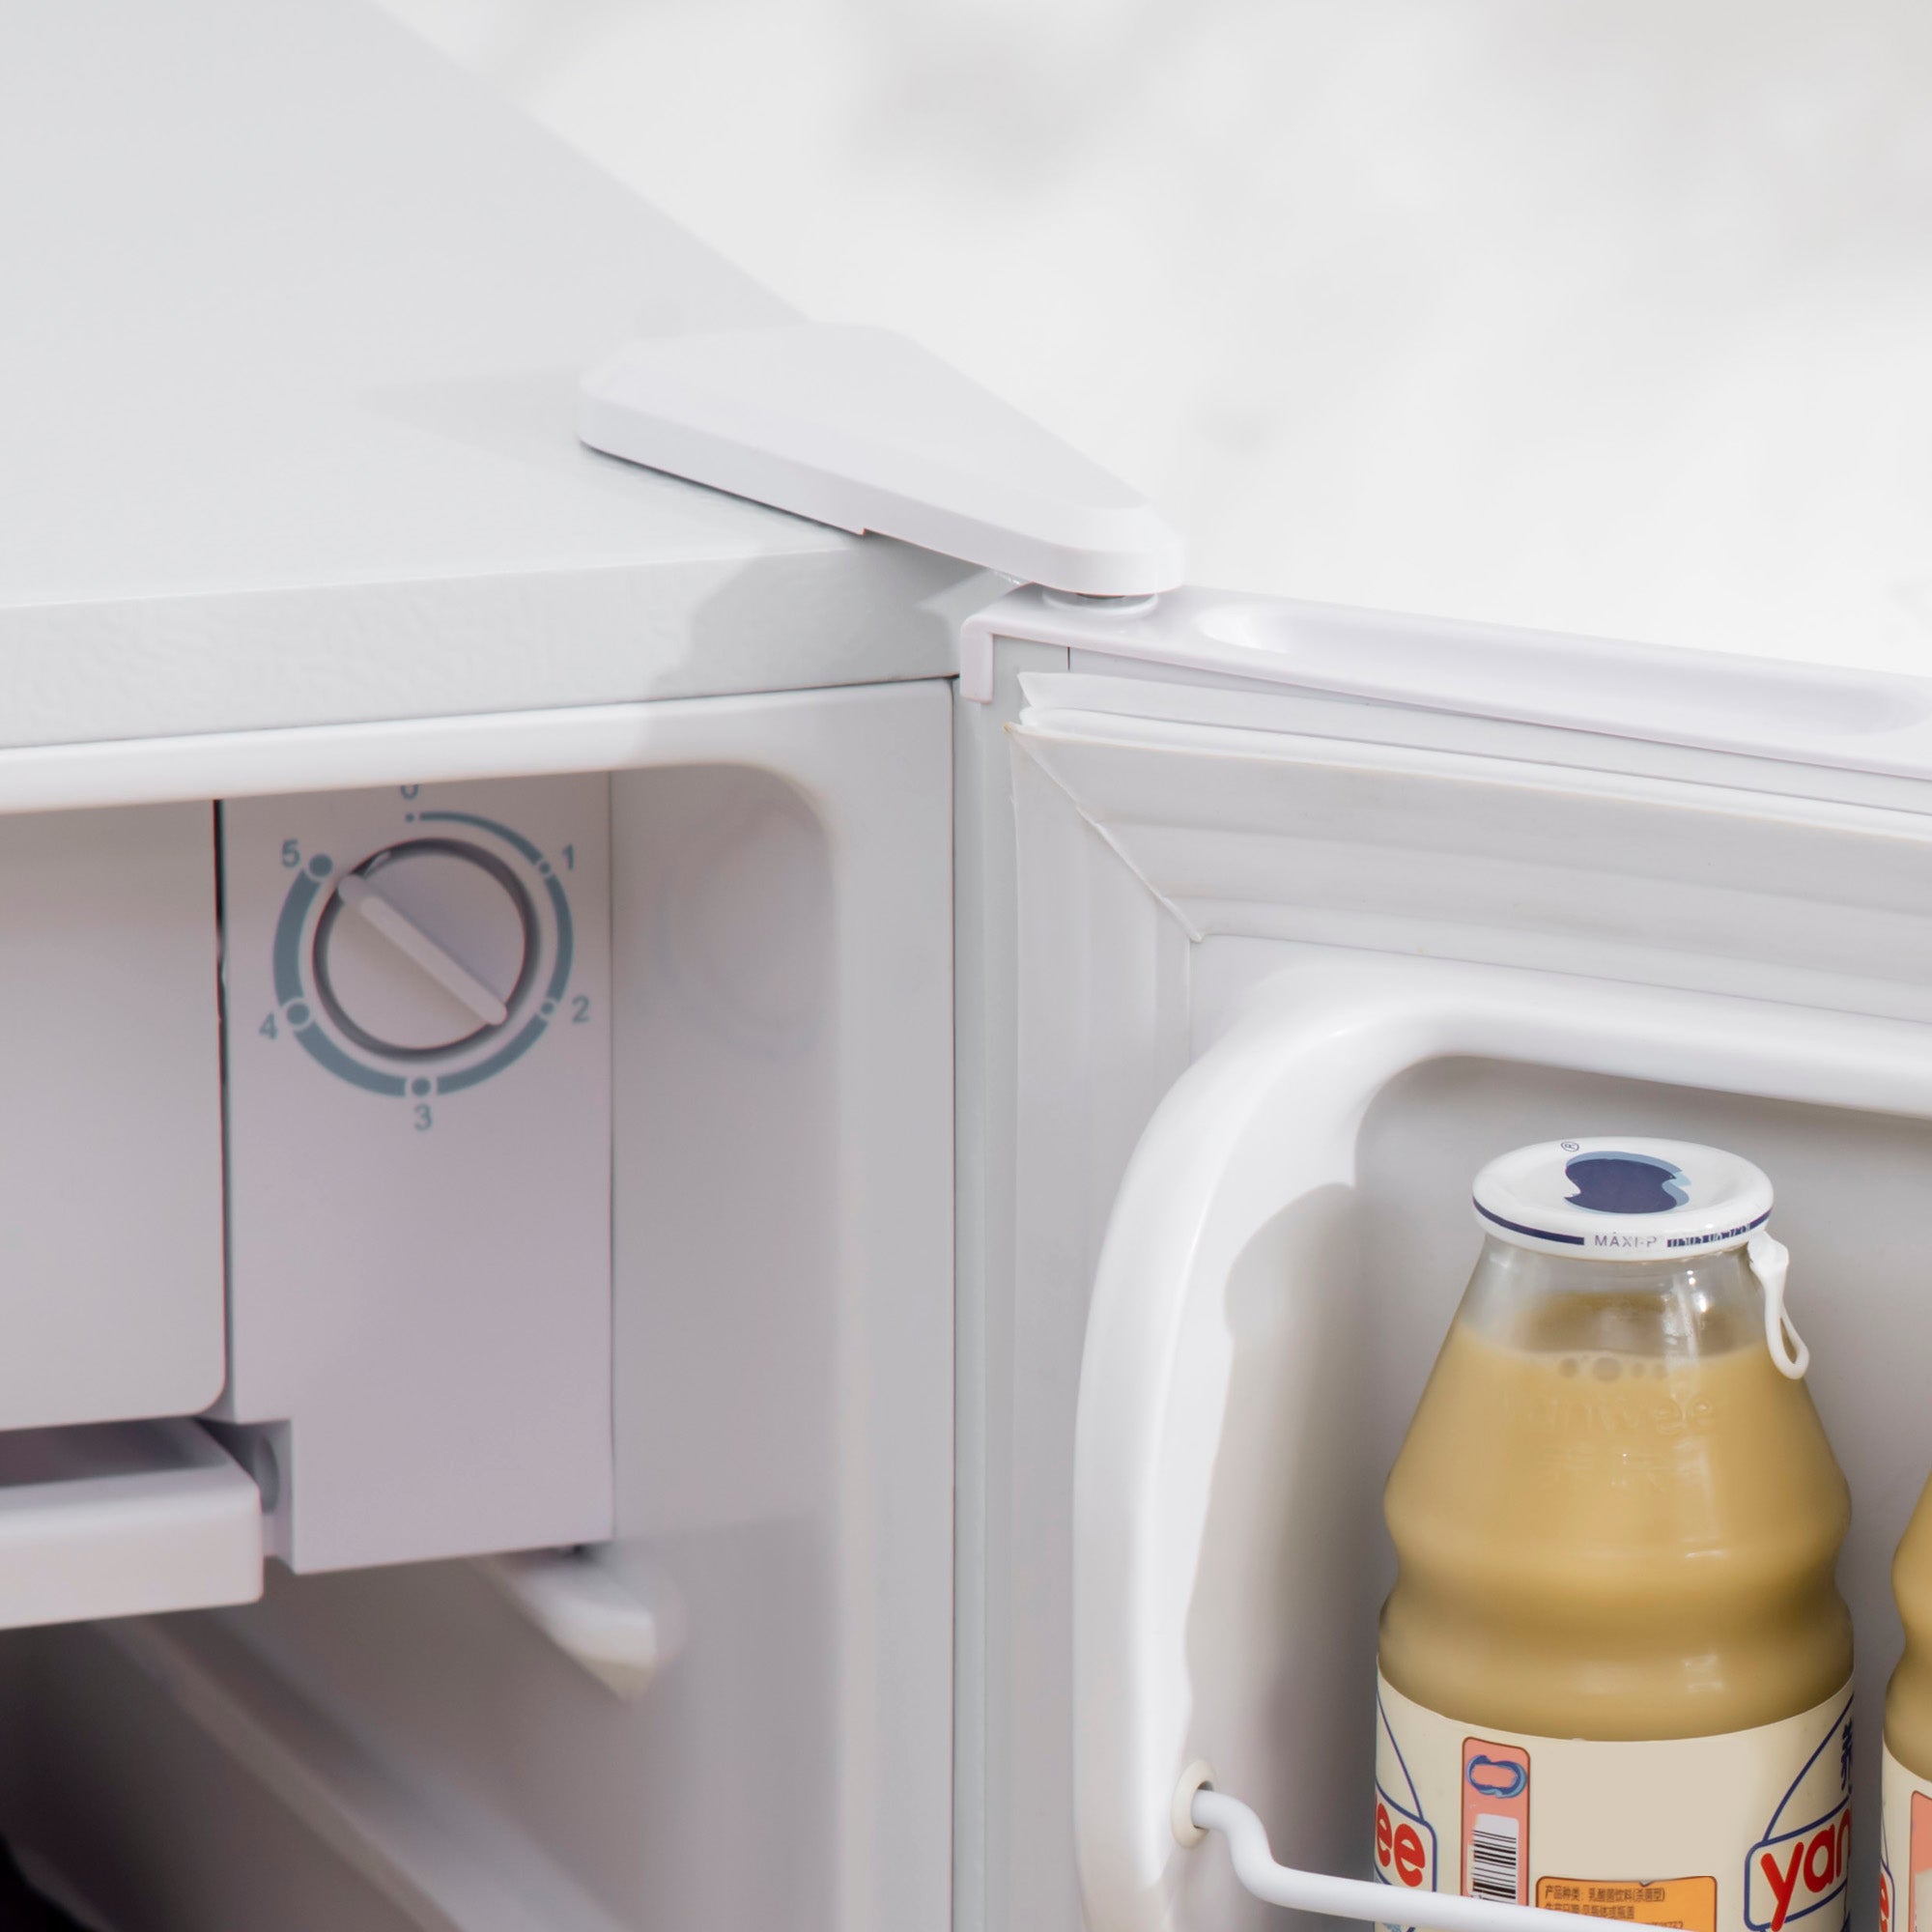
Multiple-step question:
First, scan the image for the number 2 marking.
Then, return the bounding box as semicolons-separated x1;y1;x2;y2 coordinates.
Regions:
572;994;591;1024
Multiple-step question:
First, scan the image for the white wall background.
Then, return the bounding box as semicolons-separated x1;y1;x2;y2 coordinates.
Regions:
374;0;1932;675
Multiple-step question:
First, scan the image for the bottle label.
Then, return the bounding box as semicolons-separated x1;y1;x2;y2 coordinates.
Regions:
1374;1671;1854;1932
1880;1744;1932;1932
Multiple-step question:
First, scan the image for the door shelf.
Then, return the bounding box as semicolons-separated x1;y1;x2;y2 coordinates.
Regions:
0;1419;262;1632
1073;952;1932;1932
1186;1778;1583;1932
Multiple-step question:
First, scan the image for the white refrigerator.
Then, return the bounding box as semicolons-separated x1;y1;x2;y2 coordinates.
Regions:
0;6;1926;1932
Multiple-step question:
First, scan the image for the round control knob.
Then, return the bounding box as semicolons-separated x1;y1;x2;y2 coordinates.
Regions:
313;839;536;1059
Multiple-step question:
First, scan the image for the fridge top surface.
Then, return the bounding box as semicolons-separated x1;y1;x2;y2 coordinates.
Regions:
0;0;973;751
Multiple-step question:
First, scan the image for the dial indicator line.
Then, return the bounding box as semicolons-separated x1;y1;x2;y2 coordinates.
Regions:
416;810;544;866
337;873;509;1027
437;1014;549;1094
543;871;575;1003
271;870;323;1006
291;1020;408;1097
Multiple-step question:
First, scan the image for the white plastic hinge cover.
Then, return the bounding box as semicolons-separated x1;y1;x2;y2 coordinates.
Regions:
578;322;1185;597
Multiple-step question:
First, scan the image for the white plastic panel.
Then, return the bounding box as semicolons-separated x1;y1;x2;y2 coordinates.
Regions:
0;803;225;1430
216;774;611;1572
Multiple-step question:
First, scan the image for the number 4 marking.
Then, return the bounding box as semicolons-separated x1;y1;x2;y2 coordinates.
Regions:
260;1011;278;1040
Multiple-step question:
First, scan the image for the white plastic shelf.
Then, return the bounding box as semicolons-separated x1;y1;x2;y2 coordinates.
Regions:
0;1419;262;1631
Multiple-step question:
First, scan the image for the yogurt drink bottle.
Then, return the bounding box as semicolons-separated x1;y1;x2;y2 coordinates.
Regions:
1882;1475;1932;1930
1373;1138;1852;1932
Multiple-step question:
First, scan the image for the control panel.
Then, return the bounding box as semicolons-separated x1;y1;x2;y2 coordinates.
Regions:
214;775;612;1573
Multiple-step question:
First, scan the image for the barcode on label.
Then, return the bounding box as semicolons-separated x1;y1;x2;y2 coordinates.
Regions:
1468;1814;1520;1903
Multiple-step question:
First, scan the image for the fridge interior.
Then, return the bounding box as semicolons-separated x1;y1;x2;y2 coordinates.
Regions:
0;681;952;1932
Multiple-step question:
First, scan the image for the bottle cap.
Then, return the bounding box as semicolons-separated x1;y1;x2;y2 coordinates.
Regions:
1471;1137;1773;1262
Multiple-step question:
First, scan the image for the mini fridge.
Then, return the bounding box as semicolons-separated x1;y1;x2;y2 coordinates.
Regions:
2;6;1931;1932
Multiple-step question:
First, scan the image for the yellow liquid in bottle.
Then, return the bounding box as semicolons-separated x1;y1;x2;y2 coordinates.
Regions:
1381;1308;1852;1740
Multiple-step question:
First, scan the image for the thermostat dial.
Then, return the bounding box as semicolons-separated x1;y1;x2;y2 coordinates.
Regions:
266;799;582;1102
313;839;535;1060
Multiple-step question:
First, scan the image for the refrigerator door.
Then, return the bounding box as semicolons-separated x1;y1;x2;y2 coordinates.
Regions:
953;612;1932;1932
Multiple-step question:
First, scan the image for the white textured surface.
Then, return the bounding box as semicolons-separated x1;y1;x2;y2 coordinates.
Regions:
0;0;974;749
384;0;1932;675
